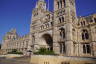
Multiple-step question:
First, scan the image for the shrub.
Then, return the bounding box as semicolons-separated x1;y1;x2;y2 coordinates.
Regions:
34;48;56;55
8;49;23;54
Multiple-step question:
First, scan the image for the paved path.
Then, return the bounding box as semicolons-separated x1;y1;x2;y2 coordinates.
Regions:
0;57;31;64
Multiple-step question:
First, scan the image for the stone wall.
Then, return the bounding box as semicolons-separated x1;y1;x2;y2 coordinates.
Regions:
30;55;96;64
0;50;3;55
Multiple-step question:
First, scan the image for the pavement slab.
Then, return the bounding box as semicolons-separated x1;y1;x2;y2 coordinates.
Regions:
0;57;31;64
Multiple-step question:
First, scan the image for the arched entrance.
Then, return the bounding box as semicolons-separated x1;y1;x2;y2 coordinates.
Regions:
41;34;53;51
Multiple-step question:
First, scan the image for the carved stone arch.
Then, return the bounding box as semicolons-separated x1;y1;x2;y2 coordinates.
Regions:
40;33;53;51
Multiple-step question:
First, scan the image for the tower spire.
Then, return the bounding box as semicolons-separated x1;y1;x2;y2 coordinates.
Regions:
39;0;44;2
36;0;46;10
47;0;49;11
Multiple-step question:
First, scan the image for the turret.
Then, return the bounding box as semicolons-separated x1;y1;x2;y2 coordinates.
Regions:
3;29;18;41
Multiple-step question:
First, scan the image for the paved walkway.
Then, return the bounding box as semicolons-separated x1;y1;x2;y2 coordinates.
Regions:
0;57;31;64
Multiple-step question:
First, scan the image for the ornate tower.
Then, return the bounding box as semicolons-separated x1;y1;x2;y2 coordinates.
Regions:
29;0;48;52
53;0;77;56
3;29;17;42
31;0;47;24
1;29;18;53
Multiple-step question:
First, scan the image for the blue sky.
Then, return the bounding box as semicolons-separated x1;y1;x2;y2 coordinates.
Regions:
0;0;96;44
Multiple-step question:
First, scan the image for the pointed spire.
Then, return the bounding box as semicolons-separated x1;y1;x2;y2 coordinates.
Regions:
36;0;47;10
47;0;49;11
39;0;44;2
10;28;16;33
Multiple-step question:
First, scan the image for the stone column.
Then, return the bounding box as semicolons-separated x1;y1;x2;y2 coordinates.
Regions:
65;23;74;56
53;26;60;54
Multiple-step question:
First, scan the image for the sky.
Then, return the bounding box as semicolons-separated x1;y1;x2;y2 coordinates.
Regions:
0;0;96;44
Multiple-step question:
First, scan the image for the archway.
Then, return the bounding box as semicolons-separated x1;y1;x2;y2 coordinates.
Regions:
41;34;53;51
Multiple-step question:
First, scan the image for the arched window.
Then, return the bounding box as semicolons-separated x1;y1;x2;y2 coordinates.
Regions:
90;19;93;22
62;16;64;22
83;21;86;26
57;0;65;9
81;22;83;26
59;17;62;23
60;42;66;54
82;33;85;40
57;1;60;9
59;16;64;23
94;18;96;23
63;0;66;7
50;22;53;26
82;29;89;40
72;29;75;36
59;27;65;39
85;32;89;39
32;35;35;45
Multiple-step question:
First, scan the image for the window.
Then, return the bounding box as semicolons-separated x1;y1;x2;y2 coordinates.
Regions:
90;19;93;22
57;0;65;9
62;16;64;22
59;28;65;39
83;21;86;26
81;21;86;26
63;0;66;7
33;12;38;16
60;42;66;54
45;23;49;28
61;62;70;64
83;44;86;53
82;34;85;40
59;16;65;23
94;18;96;23
69;0;74;6
59;17;62;23
51;22;53;26
82;29;89;40
81;22;83;26
60;0;62;8
85;32;89;39
83;44;91;54
72;29;75;36
57;1;60;9
41;25;44;30
47;15;50;19
32;35;35;44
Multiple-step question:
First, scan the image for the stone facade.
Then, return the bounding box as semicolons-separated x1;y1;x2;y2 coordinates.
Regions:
1;29;29;55
29;0;96;57
1;0;96;58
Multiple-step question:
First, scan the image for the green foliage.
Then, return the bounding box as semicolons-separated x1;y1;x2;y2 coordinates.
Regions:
8;49;23;54
34;48;56;55
12;49;17;52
